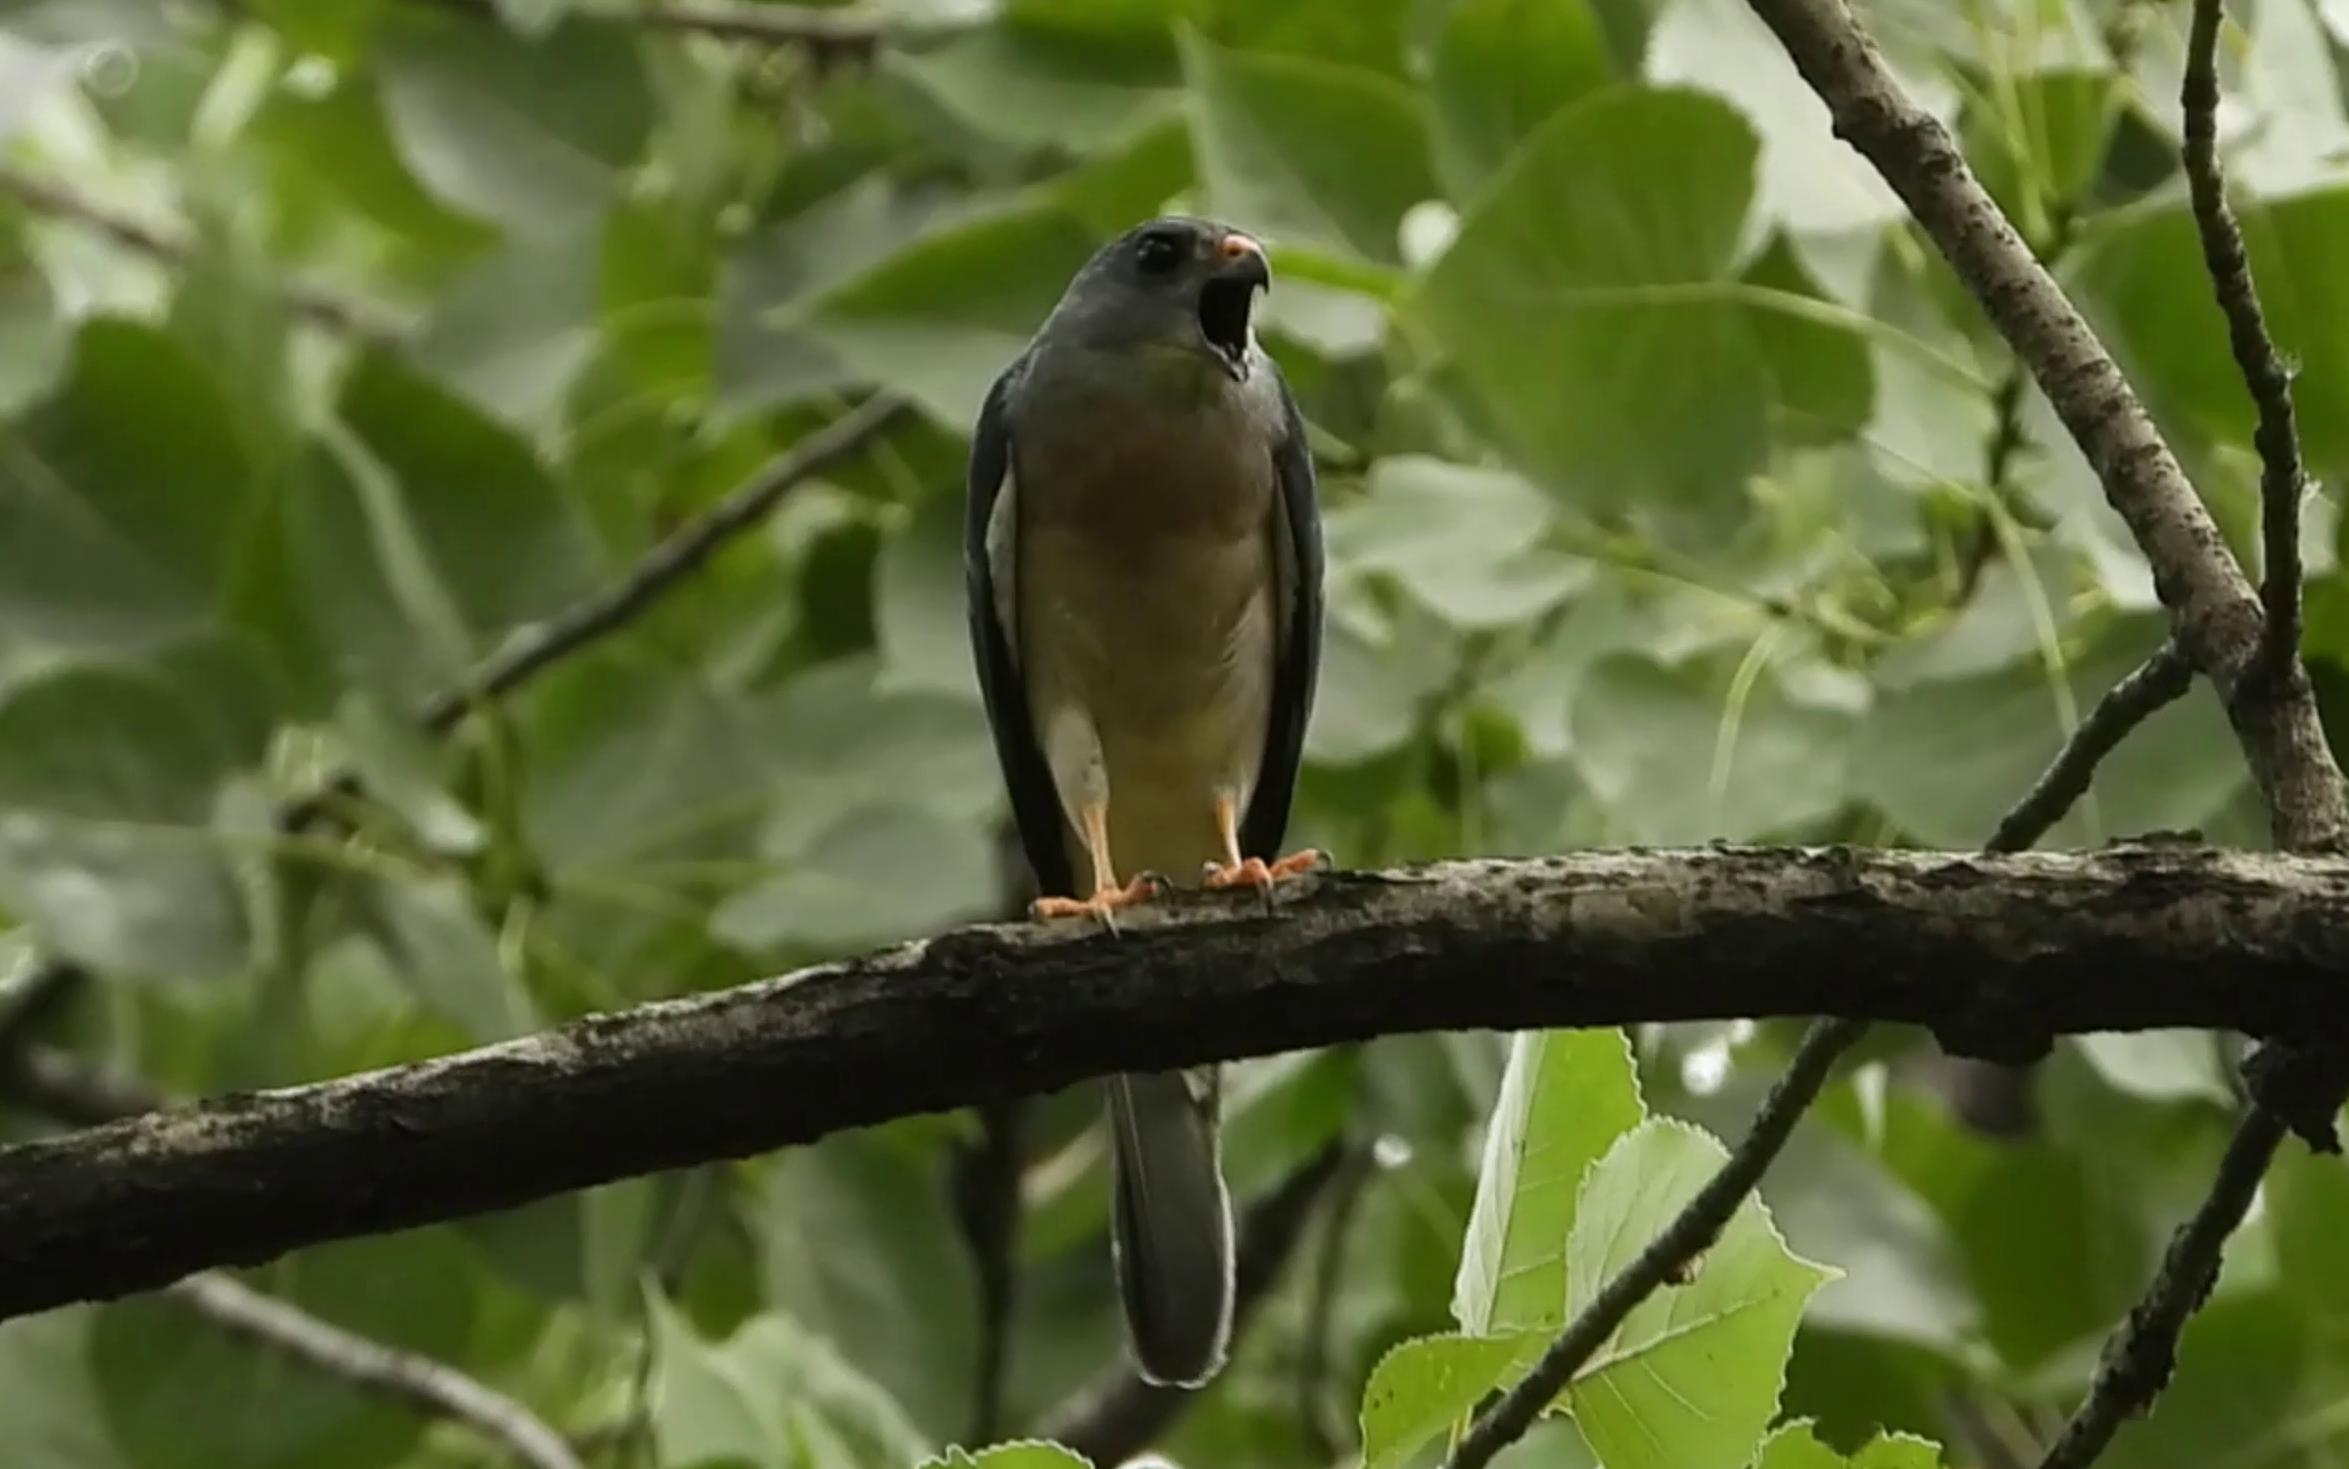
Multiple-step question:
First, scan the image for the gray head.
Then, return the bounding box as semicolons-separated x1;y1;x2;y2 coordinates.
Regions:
1039;216;1272;381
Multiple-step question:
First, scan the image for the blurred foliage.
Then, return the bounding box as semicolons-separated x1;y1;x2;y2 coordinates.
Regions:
0;0;2345;1466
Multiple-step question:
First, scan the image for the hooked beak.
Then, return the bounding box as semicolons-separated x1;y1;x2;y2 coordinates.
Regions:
1198;232;1268;379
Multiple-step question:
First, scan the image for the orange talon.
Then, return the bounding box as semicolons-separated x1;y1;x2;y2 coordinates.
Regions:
1030;871;1161;923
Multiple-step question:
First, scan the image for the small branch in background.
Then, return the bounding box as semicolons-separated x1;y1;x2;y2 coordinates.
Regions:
2181;0;2307;685
418;394;907;733
1985;641;2194;853
1445;1017;1863;1469
407;0;893;57
1040;1142;1351;1466
170;1272;584;1469
0;165;407;343
2030;1109;2287;1469
0;1045;160;1127
951;1097;1029;1444
1296;1139;1375;1461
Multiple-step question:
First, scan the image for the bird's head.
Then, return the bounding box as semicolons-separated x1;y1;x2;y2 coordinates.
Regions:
1043;216;1271;383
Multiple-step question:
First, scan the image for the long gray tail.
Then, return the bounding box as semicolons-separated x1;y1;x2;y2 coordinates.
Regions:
1106;1067;1234;1387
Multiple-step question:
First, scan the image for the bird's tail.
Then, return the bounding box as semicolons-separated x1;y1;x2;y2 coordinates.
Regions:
1106;1067;1234;1387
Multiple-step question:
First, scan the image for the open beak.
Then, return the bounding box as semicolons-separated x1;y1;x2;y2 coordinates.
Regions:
1198;232;1268;379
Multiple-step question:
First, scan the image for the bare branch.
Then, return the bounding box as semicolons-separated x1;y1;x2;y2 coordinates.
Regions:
2181;0;2308;685
170;1272;584;1469
1742;0;2349;854
407;0;894;54
1985;641;2195;854
1444;1017;1864;1469
0;165;408;343
1040;1142;1350;1464
416;394;907;733
2031;1108;2286;1469
3;845;2349;1322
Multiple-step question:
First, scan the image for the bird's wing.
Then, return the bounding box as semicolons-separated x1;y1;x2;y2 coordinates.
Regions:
1239;367;1323;860
966;359;1077;898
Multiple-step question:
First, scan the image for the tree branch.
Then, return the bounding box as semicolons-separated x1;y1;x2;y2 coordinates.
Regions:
1743;0;2349;854
1985;641;2194;854
2030;1108;2286;1469
1038;1142;1350;1464
3;845;2348;1321
2181;0;2307;685
416;393;907;733
169;1272;584;1469
408;0;894;55
1444;1016;1864;1469
0;165;407;343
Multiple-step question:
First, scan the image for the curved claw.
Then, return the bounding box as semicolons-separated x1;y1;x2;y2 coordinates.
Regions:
1031;871;1164;929
1203;848;1327;891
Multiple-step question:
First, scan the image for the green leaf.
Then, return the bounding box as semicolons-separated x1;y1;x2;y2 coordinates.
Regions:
1427;0;1610;201
346;872;537;1041
1564;1120;1836;1469
1754;1421;1945;1469
2072;1031;2233;1107
0;1310;132;1469
336;349;601;645
1326;456;1587;629
377;9;650;234
2074;184;2349;486
1744;234;1873;443
760;202;1102;426
649;1292;934;1469
1856;618;2244;847
0;320;256;650
1411;88;1769;520
891;26;1173;155
1359;1329;1548;1469
919;1442;1096;1469
1573;654;1856;844
1180;31;1435;263
0;647;272;978
712;800;997;955
1454;1029;1644;1334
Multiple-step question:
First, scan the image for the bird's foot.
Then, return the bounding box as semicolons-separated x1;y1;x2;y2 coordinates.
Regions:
1202;848;1328;891
1031;872;1164;929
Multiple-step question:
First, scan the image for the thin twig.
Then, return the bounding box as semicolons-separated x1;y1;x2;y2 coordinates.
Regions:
951;1097;1029;1443
1442;1017;1865;1469
1985;641;2195;853
2181;0;2307;685
408;0;891;53
417;394;906;732
1039;1142;1351;1465
170;1272;585;1469
0;165;407;343
2031;1109;2286;1469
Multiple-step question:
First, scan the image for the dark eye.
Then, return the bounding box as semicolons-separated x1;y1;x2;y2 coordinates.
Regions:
1134;232;1183;275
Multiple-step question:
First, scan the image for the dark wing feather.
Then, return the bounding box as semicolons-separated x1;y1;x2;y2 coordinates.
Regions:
966;359;1076;898
1239;367;1323;860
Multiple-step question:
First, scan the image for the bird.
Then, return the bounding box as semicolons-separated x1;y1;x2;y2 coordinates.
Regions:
963;215;1324;1386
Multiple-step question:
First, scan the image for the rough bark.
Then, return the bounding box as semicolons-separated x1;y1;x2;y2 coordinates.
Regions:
3;844;2349;1321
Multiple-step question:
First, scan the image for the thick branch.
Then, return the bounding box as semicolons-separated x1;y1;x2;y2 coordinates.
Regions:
3;846;2349;1320
170;1272;583;1469
1743;0;2349;853
2181;0;2307;683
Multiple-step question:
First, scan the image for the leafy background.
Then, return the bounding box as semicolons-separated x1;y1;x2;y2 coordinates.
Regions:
0;0;2345;1466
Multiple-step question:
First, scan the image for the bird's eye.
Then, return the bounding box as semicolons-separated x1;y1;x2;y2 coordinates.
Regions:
1135;232;1183;275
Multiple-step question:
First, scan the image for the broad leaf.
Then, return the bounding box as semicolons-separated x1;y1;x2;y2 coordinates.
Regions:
1412;88;1776;520
1454;1029;1644;1334
649;1292;933;1469
1564;1121;1836;1469
1427;0;1610;201
1359;1330;1547;1469
1755;1421;1945;1469
919;1443;1096;1469
1181;31;1435;263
